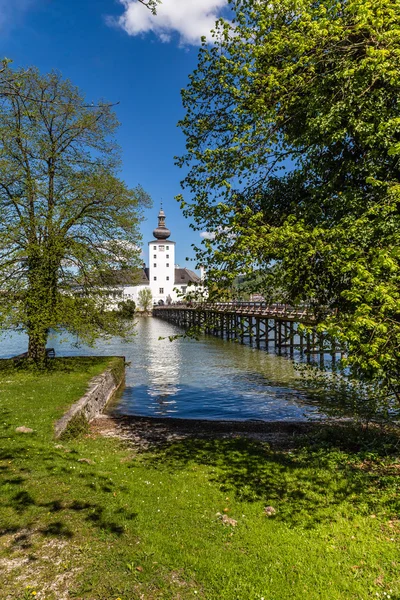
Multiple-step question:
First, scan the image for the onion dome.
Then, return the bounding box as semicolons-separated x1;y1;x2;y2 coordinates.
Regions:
153;207;171;240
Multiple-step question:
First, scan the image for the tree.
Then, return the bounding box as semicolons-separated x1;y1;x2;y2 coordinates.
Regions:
138;288;153;313
117;299;136;319
177;0;400;404
138;0;161;13
0;66;151;365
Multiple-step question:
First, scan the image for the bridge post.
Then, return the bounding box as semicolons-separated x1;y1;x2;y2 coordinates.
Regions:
299;326;304;355
277;320;282;355
289;322;294;357
319;332;325;368
306;329;311;362
152;303;341;364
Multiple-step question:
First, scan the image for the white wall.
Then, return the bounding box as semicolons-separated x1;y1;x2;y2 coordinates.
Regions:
122;284;149;303
105;284;149;310
148;240;176;303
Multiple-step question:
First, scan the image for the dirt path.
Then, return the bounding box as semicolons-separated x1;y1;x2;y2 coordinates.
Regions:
90;414;342;451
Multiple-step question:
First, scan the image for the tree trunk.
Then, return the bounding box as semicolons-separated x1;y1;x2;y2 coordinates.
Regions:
25;247;58;368
27;329;48;367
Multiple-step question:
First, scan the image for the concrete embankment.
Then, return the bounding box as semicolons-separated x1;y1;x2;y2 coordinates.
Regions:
54;356;125;438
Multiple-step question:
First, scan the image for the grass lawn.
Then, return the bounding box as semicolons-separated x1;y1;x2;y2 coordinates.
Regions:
0;357;399;600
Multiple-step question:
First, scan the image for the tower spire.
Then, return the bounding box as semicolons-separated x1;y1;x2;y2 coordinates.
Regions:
153;205;171;240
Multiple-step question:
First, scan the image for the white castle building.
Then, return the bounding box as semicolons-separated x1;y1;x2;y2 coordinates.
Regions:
109;208;201;306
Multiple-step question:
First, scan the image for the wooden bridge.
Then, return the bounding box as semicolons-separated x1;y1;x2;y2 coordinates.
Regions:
153;302;343;365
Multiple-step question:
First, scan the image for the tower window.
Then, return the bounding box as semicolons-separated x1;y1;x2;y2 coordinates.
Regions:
153;277;157;281
153;246;156;250
153;254;156;259
153;263;157;268
166;254;169;258
166;246;169;250
166;276;169;281
166;263;169;267
159;288;164;294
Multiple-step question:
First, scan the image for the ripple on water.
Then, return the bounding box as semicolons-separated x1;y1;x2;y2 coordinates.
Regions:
0;319;325;421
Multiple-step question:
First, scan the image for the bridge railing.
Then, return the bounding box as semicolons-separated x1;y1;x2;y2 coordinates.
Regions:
153;301;323;320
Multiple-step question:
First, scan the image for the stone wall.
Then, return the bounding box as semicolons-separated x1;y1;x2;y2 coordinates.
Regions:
54;357;125;438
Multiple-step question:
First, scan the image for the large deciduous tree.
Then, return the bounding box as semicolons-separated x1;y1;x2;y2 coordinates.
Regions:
178;0;400;403
0;66;151;364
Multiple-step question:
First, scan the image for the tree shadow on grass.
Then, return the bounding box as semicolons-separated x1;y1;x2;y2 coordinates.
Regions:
137;428;400;528
40;521;74;539
2;488;136;540
1;447;138;544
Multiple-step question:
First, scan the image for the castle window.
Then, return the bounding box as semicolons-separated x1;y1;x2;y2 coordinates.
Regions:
181;286;187;293
166;276;169;281
166;254;169;258
159;287;164;294
153;246;156;250
166;246;169;250
153;277;157;281
153;254;156;259
166;263;169;267
153;263;156;268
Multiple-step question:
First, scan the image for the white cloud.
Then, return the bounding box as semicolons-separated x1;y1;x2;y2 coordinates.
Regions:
111;0;228;46
200;231;215;240
200;226;235;241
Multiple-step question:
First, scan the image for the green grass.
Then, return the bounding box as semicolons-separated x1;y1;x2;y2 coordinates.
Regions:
0;358;399;600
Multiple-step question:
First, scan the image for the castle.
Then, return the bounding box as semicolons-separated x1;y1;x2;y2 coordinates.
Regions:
109;208;201;306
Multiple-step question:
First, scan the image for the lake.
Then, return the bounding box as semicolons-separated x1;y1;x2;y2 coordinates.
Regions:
0;317;327;421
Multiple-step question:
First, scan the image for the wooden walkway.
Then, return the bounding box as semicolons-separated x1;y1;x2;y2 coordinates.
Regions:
160;302;319;322
153;302;342;365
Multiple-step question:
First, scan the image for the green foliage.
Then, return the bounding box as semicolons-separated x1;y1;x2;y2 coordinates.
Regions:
0;65;151;365
117;298;136;319
299;363;400;425
138;0;161;14
177;0;400;407
137;287;153;312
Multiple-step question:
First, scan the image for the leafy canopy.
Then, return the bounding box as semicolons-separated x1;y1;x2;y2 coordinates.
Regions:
177;0;400;402
138;287;153;312
0;65;151;362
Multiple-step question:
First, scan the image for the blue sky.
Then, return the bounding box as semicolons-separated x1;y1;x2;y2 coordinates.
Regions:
0;0;229;269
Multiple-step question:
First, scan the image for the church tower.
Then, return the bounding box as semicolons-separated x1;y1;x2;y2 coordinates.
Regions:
148;208;176;304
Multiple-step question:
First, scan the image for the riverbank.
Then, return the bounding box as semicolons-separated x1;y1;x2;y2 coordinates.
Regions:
1;358;399;599
91;413;382;450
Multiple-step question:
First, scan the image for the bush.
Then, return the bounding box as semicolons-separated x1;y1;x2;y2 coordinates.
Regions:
117;299;136;319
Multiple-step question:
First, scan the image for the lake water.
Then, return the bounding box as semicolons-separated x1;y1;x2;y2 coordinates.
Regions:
0;317;327;421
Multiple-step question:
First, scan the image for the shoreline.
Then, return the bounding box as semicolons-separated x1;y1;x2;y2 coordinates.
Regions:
90;413;386;451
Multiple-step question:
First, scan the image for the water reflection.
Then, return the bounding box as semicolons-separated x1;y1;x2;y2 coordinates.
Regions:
0;318;327;421
134;319;181;414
